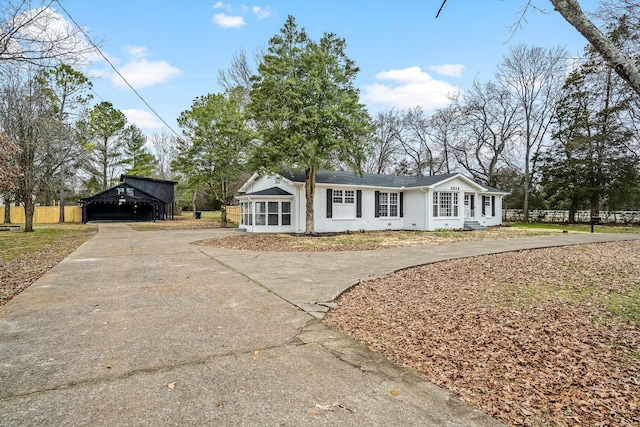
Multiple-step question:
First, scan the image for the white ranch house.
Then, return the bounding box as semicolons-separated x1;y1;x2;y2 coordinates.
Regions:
236;170;509;233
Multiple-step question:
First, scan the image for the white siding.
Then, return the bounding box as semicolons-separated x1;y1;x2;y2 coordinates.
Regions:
402;189;426;230
237;173;506;233
313;185;406;233
242;174;297;195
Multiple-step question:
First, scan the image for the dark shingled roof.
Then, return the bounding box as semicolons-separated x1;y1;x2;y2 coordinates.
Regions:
280;170;460;188
483;185;510;194
243;187;293;196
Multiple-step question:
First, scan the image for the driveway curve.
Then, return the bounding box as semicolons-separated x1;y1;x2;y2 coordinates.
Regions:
1;223;638;426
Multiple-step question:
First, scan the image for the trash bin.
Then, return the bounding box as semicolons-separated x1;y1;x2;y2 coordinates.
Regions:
195;211;202;219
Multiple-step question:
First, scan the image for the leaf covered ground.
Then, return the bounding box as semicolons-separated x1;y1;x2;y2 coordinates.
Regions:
324;241;640;427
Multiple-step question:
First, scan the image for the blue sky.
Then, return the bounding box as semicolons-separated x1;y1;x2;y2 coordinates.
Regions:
52;0;599;135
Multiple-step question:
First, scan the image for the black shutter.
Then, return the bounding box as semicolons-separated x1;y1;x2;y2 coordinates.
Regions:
356;190;362;218
470;195;475;211
481;196;486;215
492;196;496;217
374;191;380;218
326;189;333;218
399;192;404;217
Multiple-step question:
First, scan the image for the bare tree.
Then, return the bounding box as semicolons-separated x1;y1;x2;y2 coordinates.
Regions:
149;129;177;180
217;47;264;106
450;80;522;187
0;132;22;224
0;132;21;191
0;66;52;231
425;104;461;174
549;0;640;97
436;1;640;97
0;0;93;66
496;44;567;221
363;109;401;174
393;107;447;176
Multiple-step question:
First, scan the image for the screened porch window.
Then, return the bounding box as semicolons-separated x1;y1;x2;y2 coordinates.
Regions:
242;200;291;227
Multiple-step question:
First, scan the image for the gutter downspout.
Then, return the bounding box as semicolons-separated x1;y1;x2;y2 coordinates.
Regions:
420;187;429;231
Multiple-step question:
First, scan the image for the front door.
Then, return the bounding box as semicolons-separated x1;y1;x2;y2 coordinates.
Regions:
464;194;475;219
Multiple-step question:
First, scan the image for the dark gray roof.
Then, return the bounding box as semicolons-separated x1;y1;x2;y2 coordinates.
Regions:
244;187;293;196
280;170;460;188
120;174;177;185
484;185;510;194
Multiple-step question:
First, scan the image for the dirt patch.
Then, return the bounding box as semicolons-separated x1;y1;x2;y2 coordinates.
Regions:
324;241;640;426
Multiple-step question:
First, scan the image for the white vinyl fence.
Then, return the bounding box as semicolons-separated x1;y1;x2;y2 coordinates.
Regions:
503;209;640;224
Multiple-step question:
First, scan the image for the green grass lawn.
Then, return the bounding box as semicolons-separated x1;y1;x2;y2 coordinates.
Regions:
508;221;640;234
0;224;97;262
180;210;222;220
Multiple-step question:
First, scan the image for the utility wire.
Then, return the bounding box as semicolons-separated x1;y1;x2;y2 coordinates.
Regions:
54;0;181;137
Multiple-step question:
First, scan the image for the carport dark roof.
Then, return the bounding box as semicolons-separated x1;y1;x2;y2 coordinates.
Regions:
280;170;459;188
243;187;293;196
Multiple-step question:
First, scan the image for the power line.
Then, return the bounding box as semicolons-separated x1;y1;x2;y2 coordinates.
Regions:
53;0;181;137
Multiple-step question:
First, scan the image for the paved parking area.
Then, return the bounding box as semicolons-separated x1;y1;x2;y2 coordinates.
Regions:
2;224;637;426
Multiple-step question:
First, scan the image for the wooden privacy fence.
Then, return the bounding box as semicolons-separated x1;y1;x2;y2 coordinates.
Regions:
226;205;240;224
0;206;83;224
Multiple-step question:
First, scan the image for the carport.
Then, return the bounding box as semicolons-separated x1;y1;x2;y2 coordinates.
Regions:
81;183;162;222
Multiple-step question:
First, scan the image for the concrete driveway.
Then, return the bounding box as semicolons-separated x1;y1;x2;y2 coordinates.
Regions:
1;224;637;426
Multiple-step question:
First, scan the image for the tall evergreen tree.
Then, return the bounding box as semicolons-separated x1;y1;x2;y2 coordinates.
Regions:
122;125;156;177
80;101;128;191
247;16;371;234
173;90;252;226
35;64;92;221
539;40;638;219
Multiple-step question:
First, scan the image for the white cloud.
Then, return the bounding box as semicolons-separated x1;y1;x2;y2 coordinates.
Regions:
110;47;180;89
252;6;271;19
213;13;246;28
428;64;465;77
125;45;148;58
362;66;461;111
122;109;163;129
212;2;231;10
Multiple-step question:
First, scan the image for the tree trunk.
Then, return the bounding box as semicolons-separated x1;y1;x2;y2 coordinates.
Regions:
304;166;317;235
591;197;600;217
568;201;577;223
220;204;227;228
3;194;11;224
523;139;532;222
102;136;108;191
23;200;35;232
191;190;197;218
59;160;65;223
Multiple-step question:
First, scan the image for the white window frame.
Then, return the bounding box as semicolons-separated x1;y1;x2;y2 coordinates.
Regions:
379;191;399;218
333;190;355;205
433;191;459;217
333;190;343;204
242;200;292;227
344;190;355;204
